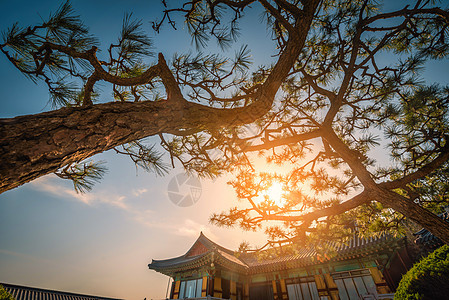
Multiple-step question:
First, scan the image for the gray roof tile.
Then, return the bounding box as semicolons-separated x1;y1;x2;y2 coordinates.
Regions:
2;283;121;300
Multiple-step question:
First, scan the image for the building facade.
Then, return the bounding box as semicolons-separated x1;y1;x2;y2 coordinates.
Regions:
148;232;411;300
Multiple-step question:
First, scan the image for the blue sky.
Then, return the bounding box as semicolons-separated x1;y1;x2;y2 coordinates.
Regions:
0;1;273;299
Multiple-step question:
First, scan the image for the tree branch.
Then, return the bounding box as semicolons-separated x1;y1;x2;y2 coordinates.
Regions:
381;141;449;190
243;129;323;152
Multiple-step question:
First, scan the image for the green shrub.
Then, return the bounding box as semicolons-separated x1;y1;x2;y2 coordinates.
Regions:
0;285;14;300
395;244;449;300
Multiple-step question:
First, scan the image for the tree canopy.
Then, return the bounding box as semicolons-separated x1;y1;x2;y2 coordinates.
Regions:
0;0;317;193
208;0;449;246
1;0;449;245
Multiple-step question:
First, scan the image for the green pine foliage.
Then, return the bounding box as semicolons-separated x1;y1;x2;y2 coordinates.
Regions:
54;160;107;193
0;285;14;300
395;245;449;300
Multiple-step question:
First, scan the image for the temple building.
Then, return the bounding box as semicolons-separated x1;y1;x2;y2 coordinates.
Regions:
148;232;412;300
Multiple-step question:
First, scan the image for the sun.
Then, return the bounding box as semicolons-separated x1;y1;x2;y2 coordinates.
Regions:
262;182;285;207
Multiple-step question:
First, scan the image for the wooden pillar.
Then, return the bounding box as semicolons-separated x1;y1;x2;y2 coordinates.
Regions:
243;282;250;300
208;276;214;296
272;280;279;300
315;274;339;300
230;280;237;300
314;275;329;298
213;276;223;298
201;276;208;297
369;267;391;294
279;279;288;300
324;274;339;300
172;280;180;299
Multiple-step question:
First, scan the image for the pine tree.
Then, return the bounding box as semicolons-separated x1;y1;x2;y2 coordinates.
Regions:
2;0;449;245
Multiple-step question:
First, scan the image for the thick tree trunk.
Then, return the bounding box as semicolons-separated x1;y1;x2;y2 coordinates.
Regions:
0;99;266;194
373;187;449;245
323;126;449;245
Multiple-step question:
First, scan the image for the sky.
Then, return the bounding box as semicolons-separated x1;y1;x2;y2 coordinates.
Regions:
0;1;275;299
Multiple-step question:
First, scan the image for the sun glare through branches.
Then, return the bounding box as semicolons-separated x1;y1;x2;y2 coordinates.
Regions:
259;181;286;207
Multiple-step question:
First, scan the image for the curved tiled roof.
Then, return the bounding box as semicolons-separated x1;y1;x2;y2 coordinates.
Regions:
148;232;403;276
150;251;210;269
414;211;448;249
238;233;401;273
2;283;121;300
149;251;214;274
148;233;249;275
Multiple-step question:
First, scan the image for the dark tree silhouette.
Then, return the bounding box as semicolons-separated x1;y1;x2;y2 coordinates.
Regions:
0;0;319;193
203;0;449;245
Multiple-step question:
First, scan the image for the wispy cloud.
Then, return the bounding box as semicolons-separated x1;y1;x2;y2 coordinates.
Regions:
175;219;217;240
30;176;128;209
30;176;161;227
29;176;216;240
132;188;148;197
